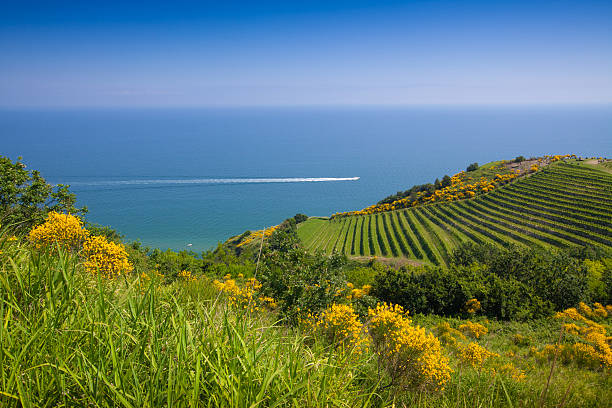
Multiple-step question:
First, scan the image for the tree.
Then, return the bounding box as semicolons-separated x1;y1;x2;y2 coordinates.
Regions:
466;162;479;172
441;175;452;188
0;156;86;232
293;213;308;224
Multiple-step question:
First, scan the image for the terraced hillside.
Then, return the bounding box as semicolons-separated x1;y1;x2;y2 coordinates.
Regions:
297;161;612;266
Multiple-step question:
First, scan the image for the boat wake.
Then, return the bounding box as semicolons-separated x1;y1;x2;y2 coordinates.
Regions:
62;177;360;187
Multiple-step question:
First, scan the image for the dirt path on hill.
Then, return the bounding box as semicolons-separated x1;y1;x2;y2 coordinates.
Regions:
595;165;612;175
583;159;612;174
350;256;424;268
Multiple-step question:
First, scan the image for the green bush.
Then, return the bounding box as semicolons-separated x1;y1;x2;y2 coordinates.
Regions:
0;156;86;232
372;243;593;320
258;229;349;323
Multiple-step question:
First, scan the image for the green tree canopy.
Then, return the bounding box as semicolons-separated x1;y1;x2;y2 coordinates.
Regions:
0;156;86;232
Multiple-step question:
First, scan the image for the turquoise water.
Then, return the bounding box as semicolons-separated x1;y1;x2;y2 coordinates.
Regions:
1;106;611;252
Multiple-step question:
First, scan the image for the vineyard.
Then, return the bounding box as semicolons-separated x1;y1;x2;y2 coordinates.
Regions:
297;161;612;266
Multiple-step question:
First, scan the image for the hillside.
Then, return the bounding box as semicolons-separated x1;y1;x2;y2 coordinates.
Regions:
298;159;612;266
2;155;611;407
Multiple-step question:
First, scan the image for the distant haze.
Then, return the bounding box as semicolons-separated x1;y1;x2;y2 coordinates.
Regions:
1;0;611;107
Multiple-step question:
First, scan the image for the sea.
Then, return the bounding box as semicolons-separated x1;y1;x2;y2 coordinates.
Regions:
1;106;611;253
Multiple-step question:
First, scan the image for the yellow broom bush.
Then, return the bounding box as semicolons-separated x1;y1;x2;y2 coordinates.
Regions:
28;211;89;250
368;303;452;391
82;235;133;278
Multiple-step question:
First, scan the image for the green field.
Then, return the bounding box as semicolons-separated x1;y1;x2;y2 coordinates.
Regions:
298;161;612;265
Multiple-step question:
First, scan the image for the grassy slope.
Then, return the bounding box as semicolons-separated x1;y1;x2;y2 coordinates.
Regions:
1;239;610;407
298;161;612;265
0;243;380;407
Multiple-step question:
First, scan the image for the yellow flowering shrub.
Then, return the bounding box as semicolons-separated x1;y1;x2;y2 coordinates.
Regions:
178;269;196;281
459;321;488;339
28;212;89;250
304;303;368;353
331;154;576;218
497;363;526;382
331;167;521;218
464;298;481;315
236;225;280;247
213;275;276;312
436;322;465;347
512;333;531;346
535;344;606;370
368;303;452;391
344;282;372;300
82;235;133;278
592;303;608;318
258;296;277;309
458;342;499;368
542;304;612;369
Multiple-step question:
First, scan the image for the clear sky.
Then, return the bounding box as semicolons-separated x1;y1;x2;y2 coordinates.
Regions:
1;0;611;107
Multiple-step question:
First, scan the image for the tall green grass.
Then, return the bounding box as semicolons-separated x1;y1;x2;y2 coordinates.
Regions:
1;238;610;407
0;243;380;407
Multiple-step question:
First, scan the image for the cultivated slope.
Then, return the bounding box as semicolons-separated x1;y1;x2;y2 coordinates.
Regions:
298;161;612;266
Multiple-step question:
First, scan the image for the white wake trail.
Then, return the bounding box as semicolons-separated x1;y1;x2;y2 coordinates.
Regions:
63;177;360;187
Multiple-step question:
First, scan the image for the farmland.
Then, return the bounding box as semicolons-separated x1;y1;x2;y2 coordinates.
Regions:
298;160;612;266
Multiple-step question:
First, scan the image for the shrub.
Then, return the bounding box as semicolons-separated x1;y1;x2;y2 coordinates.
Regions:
293;213;309;224
28;211;89;251
85;222;124;243
464;298;481;315
258;230;348;322
458;321;488;339
303;303;368;353
548;304;612;369
0;156;85;232
82;235;133;278
436;322;465;346
213;275;277;312
512;333;531;346
458;342;498;368
148;247;210;282
368;303;452;391
535;344;605;370
466;162;479;172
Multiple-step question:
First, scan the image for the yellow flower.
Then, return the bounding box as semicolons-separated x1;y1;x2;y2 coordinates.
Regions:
214;275;270;312
368;303;452;390
498;363;526;382
459;321;488;339
305;304;368;354
545;304;612;369
28;212;89;250
464;298;481;314
178;270;196;281
458;342;498;367
82;235;133;278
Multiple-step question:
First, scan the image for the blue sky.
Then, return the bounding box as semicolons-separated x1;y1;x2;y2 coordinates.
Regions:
1;0;611;107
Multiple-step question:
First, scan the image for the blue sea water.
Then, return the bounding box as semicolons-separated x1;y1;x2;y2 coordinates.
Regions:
1;106;611;252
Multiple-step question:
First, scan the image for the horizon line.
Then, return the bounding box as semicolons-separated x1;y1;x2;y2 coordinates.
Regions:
2;102;612;110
